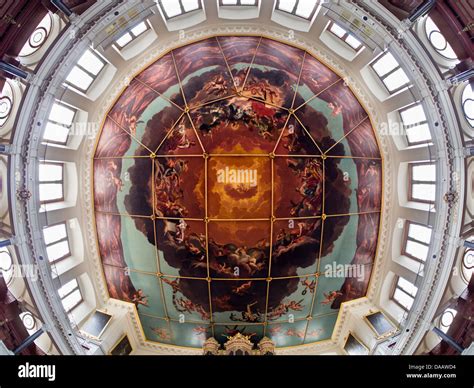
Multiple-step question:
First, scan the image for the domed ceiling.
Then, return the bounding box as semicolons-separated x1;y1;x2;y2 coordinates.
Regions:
93;36;382;348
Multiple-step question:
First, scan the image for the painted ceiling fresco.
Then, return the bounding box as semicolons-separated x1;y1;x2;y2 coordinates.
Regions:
93;36;382;348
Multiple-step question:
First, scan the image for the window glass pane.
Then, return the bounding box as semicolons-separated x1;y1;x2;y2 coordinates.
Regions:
425;17;457;60
161;0;182;17
401;104;426;126
0;248;12;283
77;50;104;76
18;13;52;57
39;164;62;182
372;52;398;76
345;35;362;49
0;81;13;127
429;30;447;51
383;68;410;91
397;277;418;297
43;223;67;245
46;240;70;262
0;248;12;271
39;183;63;202
295;0;318;18
222;0;238;3
58;279;78;298
462;83;474;127
131;22;147;36
440;42;457;60
412;183;435;202
405;123;431;144
182;0;199;12
406;240;429;261
412;164;435;182
49;103;75;126
330;23;346;38
462;250;474;283
43;122;70;143
20;312;37;332
408;223;432;244
62;289;82;312
394;288;414;310
115;32;132;48
241;0;256;4
440;308;457;330
278;0;296;13
65;66;94;90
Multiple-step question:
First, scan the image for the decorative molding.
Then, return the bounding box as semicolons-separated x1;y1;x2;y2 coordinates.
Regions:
9;0;126;355
354;0;464;355
10;0;463;355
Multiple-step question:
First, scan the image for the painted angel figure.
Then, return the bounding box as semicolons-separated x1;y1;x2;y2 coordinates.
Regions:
328;102;342;116
175;219;187;243
321;290;343;305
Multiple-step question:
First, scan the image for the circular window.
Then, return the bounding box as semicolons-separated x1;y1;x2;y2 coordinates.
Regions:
461;83;474;127
462;248;474;284
424;17;457;61
428;30;448;52
0;248;13;284
439;308;457;333
0;81;14;128
18;13;52;57
20;312;37;331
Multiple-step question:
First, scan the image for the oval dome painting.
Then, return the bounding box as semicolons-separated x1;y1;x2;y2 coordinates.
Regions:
93;36;382;348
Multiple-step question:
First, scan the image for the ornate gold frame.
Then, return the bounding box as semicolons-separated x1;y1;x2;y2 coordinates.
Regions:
108;333;134;355
363;310;398;340
343;331;370;355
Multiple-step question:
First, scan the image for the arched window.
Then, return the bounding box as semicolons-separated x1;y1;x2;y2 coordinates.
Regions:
461;249;473;284
461;82;473;128
424;17;457;61
18;13;52;57
0;247;13;285
0;80;14;128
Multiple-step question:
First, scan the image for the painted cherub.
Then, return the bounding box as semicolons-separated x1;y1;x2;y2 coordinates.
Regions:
301;278;316;295
321;290;343;305
328;102;342;116
175;219;187;243
106;161;124;191
151;327;171;340
131;288;148;307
